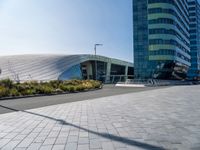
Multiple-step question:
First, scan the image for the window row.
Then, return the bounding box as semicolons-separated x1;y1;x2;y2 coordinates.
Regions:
149;28;189;47
149;39;190;55
177;52;190;62
148;0;189;23
149;49;190;62
148;8;189;30
149;18;189;39
149;49;175;55
188;7;196;11
188;1;196;5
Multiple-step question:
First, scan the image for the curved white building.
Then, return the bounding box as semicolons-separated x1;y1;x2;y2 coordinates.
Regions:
0;54;133;83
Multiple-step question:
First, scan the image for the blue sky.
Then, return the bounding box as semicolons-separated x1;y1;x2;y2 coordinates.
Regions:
0;0;133;62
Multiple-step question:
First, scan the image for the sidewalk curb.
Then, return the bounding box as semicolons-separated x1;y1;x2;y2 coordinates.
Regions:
0;87;102;101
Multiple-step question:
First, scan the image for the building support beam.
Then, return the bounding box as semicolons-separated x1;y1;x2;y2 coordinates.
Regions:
105;62;111;83
125;66;128;81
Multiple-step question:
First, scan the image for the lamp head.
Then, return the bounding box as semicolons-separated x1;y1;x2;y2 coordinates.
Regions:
95;44;103;46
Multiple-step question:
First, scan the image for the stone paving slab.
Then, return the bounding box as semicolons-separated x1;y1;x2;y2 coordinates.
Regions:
0;85;200;150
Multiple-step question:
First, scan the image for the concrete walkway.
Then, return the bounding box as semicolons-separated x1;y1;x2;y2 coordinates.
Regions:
0;85;200;150
0;85;162;114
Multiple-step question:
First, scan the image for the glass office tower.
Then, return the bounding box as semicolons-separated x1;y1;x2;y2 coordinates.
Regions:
133;0;191;79
188;0;200;80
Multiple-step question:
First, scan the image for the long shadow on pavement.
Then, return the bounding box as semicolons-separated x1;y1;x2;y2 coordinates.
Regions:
0;104;165;150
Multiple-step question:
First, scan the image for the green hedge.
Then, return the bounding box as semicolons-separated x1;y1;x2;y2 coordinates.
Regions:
0;79;102;98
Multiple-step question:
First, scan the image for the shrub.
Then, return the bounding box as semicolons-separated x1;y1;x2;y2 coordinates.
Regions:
36;85;54;94
63;80;81;86
54;88;63;93
91;80;101;88
68;85;75;92
20;89;36;96
0;79;102;98
0;78;13;88
25;81;39;88
15;84;30;92
75;85;85;91
49;80;62;88
10;88;20;97
59;85;75;92
82;80;93;89
0;86;9;97
59;84;70;92
24;80;39;85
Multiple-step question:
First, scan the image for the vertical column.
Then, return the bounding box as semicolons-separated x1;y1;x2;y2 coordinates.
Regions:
105;62;111;83
125;66;128;81
87;63;93;79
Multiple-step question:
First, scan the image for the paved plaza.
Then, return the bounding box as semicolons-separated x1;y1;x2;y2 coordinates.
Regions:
0;85;160;114
0;85;200;150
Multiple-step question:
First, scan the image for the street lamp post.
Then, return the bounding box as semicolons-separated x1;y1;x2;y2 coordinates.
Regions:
94;44;103;80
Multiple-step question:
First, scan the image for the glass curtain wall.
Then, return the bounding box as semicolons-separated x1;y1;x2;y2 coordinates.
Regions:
133;0;191;79
188;0;200;80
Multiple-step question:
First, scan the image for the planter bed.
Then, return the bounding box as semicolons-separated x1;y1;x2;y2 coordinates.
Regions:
0;79;102;100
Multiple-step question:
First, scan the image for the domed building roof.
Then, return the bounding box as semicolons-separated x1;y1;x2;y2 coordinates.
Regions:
0;54;133;81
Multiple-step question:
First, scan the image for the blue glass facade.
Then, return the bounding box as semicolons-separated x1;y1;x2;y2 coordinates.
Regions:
133;0;150;79
188;0;200;80
58;64;82;80
133;0;191;79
